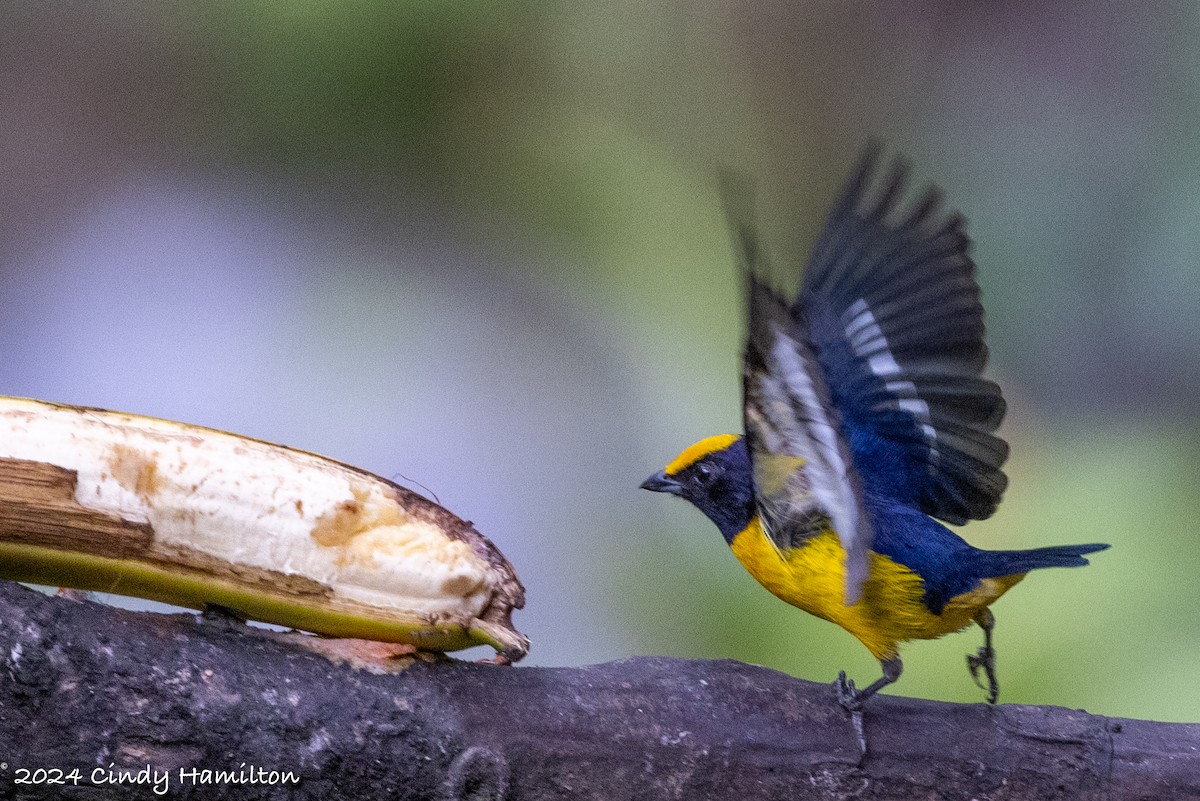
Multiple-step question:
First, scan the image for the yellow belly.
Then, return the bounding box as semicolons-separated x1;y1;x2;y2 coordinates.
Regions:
730;518;1024;659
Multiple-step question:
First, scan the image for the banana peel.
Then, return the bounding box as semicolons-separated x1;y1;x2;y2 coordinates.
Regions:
0;396;528;662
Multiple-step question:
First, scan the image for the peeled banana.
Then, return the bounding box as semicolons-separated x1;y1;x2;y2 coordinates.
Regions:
0;396;528;661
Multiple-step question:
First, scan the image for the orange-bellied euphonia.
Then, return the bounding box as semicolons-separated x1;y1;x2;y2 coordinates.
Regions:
641;147;1108;735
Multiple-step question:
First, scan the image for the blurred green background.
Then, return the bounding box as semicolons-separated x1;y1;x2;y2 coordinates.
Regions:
1;2;1197;722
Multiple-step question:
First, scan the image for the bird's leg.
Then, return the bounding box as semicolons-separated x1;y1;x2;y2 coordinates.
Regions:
834;656;902;757
967;607;999;704
835;656;903;710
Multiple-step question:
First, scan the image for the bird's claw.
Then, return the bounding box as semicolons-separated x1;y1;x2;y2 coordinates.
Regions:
966;649;986;687
834;670;863;711
833;672;868;758
966;645;999;704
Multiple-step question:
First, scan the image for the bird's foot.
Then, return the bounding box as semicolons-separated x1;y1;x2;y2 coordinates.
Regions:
967;645;999;704
834;672;868;758
835;670;864;711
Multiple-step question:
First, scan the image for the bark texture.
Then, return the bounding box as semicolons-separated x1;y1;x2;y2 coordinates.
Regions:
0;579;1196;800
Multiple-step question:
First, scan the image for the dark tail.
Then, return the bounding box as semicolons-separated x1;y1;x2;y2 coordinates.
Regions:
978;543;1109;577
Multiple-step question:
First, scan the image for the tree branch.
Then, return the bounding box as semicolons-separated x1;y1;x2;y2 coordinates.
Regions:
0;579;1196;800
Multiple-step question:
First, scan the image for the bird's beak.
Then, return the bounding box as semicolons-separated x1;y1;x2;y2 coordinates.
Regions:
640;470;683;495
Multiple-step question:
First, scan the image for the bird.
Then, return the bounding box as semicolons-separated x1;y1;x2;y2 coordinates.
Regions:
641;146;1108;748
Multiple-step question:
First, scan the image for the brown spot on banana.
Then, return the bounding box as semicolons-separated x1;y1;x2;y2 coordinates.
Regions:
108;443;164;500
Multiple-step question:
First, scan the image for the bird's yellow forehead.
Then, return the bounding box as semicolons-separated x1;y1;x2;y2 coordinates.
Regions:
664;434;740;476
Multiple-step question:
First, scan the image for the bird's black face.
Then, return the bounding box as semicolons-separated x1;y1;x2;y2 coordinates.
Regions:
641;437;756;545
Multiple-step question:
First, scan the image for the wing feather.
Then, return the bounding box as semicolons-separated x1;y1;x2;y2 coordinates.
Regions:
743;276;872;604
796;147;1009;523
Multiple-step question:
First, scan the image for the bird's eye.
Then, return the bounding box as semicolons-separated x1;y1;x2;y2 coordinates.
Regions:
694;462;716;484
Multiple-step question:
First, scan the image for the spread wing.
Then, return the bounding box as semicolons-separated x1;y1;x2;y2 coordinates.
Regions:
740;267;873;605
796;145;1009;524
